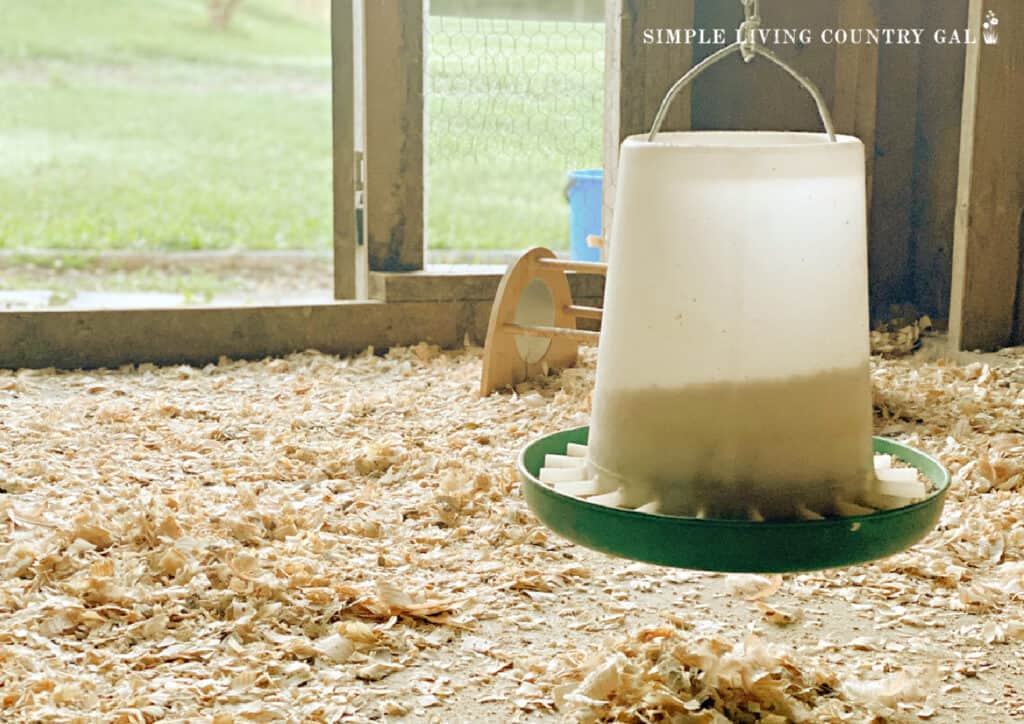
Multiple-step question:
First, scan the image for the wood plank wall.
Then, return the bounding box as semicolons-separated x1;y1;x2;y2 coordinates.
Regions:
949;0;1024;350
833;0;879;212
661;0;985;325
690;1;838;134
910;1;968;322
867;0;923;317
351;0;1013;344
341;0;1021;350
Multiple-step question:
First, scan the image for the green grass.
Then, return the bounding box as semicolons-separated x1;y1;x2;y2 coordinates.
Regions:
0;82;332;251
0;2;602;257
0;0;333;254
0;0;330;66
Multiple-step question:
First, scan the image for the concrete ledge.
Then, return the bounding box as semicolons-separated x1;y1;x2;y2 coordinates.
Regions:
369;266;606;303
1;268;607;368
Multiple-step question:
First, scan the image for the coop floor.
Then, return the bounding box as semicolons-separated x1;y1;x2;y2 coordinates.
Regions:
2;344;1024;722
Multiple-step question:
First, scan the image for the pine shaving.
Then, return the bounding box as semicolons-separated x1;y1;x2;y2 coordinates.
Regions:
1;341;1023;720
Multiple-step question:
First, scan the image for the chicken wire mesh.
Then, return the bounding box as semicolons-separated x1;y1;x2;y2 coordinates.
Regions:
425;13;603;258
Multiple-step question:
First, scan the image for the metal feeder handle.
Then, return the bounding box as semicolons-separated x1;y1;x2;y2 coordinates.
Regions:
647;41;838;143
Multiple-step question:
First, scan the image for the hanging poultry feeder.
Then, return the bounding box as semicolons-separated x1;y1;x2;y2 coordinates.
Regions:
515;1;949;573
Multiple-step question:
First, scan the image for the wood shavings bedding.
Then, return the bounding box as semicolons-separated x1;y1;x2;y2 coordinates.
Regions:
545;623;935;722
2;342;1024;722
870;315;933;358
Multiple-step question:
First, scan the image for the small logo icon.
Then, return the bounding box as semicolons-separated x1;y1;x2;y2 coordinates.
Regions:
983;10;999;45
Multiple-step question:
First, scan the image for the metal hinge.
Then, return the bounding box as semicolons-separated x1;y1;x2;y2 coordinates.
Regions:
354;150;365;193
354;150;365;246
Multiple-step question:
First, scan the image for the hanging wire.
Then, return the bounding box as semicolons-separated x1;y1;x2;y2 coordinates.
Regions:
647;0;837;142
739;0;761;62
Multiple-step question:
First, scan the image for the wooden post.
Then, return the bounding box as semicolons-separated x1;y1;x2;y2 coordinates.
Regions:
332;0;358;299
363;0;425;272
603;0;695;255
949;0;1024;350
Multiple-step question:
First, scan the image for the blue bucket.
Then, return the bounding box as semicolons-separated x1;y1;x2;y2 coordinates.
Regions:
566;169;602;262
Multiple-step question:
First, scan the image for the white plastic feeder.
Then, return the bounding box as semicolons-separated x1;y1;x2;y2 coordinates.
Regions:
518;1;949;572
583;31;878;520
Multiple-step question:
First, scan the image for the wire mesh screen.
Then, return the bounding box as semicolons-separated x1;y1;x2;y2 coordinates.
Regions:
426;12;603;259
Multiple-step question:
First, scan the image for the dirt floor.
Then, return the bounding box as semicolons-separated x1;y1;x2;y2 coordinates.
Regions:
2;341;1024;722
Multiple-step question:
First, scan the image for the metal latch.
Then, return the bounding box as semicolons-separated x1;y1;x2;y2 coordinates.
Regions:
354;150;365;246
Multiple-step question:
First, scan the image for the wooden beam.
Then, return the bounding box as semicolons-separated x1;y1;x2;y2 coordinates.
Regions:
332;0;358;298
603;0;695;253
0;302;461;370
368;269;605;304
949;0;1024;351
363;0;424;271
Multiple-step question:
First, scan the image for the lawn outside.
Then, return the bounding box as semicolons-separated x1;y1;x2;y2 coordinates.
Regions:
0;0;333;258
0;1;602;307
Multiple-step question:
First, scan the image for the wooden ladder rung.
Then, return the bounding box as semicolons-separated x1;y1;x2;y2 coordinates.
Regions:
535;258;607;275
565;304;603;320
502;323;601;345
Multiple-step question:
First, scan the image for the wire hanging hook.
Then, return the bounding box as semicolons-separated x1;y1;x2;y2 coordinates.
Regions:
646;0;837;142
739;0;761;62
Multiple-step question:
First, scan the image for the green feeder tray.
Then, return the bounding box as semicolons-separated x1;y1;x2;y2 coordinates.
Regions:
520;426;949;573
